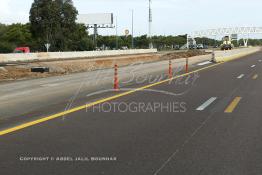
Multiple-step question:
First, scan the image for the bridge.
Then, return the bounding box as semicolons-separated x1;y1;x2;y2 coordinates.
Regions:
187;27;262;47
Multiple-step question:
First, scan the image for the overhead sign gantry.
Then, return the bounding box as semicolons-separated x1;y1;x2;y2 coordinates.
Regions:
188;27;262;47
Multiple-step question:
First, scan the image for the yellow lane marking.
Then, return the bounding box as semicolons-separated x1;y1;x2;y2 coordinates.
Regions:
0;49;256;137
252;74;258;80
224;97;242;113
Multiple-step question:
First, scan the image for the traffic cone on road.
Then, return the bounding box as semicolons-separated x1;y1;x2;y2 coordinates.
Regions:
114;64;119;91
169;60;173;79
185;58;189;73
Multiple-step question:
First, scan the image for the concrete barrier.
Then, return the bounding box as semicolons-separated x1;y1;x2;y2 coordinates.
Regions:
0;49;158;63
214;47;261;63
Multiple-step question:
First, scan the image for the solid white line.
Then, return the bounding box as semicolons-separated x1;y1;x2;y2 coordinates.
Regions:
197;61;212;66
251;65;256;68
196;97;217;111
237;74;245;79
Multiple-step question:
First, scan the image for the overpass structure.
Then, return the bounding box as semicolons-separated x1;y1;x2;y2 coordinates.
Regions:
187;27;262;48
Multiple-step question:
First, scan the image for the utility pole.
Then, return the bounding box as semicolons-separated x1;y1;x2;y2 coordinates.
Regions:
148;0;153;49
93;24;98;48
115;16;119;49
131;9;134;49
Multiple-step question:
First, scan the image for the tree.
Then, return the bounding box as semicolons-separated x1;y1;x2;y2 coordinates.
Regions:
29;0;78;51
3;24;33;46
135;35;149;49
68;24;94;51
0;24;13;53
0;23;33;53
195;37;218;46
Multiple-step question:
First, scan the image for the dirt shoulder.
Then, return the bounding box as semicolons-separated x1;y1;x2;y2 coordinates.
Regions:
0;50;208;82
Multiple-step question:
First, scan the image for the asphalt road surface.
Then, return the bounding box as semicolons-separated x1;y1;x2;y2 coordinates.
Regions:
0;51;262;175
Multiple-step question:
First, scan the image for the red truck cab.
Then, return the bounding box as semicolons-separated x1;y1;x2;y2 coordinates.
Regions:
14;47;30;53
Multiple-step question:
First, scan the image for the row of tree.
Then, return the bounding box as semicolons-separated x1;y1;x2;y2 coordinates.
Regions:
0;23;185;53
1;0;262;53
0;20;188;53
96;35;188;50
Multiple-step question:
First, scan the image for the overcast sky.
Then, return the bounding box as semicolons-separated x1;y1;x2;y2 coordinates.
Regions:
0;0;261;37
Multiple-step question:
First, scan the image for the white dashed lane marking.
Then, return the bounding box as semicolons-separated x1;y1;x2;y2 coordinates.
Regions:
237;74;245;79
196;97;217;111
197;61;212;66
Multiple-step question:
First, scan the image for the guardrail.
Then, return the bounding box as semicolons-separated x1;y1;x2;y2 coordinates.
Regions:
0;49;158;63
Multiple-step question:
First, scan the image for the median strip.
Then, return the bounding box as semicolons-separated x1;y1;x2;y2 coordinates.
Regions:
224;97;242;113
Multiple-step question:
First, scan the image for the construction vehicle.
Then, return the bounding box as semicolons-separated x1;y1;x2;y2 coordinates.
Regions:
220;36;234;50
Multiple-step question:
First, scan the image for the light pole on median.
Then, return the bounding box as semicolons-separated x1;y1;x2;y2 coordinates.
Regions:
115;16;119;50
131;9;134;49
148;0;153;49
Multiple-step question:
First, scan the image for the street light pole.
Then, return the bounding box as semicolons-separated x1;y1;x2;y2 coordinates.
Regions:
115;16;119;50
131;9;134;49
148;0;153;49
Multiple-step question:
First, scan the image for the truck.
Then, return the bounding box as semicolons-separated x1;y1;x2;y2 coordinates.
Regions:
197;44;204;49
14;47;30;53
220;36;234;50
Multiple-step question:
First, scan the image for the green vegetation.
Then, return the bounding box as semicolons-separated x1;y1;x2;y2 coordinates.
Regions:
30;0;83;51
0;23;33;53
0;0;94;53
0;0;262;53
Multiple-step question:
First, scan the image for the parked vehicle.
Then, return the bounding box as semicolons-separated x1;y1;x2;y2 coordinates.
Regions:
203;45;209;49
189;44;197;49
14;47;30;53
197;44;204;49
174;45;180;50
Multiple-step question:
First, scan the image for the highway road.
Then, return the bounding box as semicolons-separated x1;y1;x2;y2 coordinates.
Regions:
0;51;262;175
